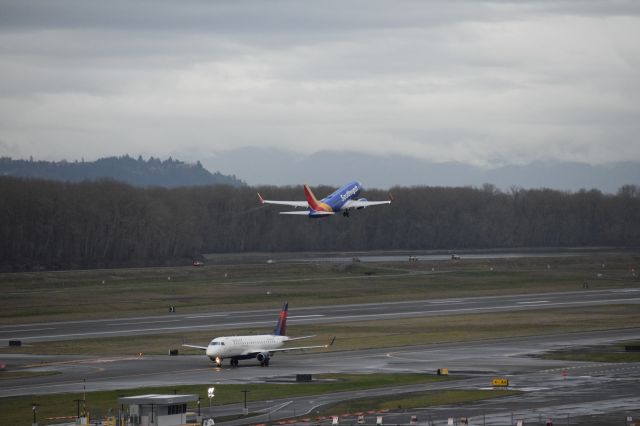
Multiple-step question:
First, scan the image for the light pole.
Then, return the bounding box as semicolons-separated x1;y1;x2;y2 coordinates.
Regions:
207;387;215;419
73;399;82;419
31;403;40;426
241;390;250;416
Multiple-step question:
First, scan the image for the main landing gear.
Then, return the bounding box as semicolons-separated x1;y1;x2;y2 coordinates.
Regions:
259;359;270;367
230;359;239;367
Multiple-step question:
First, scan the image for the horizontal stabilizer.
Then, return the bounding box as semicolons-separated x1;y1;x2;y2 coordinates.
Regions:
279;211;335;216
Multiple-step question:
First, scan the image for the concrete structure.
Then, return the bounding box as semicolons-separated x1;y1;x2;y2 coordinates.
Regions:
117;394;198;426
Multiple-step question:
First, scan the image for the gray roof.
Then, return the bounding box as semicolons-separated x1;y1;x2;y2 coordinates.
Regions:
117;394;199;405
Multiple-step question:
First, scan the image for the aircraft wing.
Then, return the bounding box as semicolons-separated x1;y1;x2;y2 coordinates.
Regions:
182;344;208;351
342;199;392;209
266;343;331;353
271;336;335;353
258;193;309;208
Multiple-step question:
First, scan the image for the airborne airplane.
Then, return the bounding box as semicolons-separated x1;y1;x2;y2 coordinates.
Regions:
182;303;331;367
258;181;392;218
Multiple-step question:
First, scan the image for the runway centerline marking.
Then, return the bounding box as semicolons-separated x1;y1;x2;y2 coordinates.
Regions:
0;327;54;333
186;314;228;319
107;320;181;326
288;315;324;319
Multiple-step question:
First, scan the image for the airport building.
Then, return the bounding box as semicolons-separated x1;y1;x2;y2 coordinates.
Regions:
117;394;199;426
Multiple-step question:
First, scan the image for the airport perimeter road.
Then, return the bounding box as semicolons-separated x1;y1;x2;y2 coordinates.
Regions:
2;288;640;344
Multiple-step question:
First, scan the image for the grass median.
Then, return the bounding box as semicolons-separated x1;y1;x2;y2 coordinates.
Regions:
0;373;452;426
2;253;638;324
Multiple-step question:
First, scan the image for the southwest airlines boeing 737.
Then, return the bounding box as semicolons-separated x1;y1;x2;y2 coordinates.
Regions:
258;181;391;217
182;303;331;367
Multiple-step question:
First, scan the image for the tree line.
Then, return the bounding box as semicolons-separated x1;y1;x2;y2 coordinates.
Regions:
1;177;638;271
0;155;245;188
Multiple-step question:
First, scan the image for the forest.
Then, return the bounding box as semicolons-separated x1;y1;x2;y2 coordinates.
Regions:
0;155;244;188
1;176;639;271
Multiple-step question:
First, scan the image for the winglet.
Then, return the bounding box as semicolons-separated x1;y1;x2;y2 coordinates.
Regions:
328;336;336;347
257;192;265;204
388;192;394;202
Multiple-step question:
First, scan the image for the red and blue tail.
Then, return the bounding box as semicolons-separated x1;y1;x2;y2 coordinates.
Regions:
304;184;333;213
273;302;288;336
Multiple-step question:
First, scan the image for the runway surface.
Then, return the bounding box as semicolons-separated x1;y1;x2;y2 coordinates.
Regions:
2;285;640;424
2;328;639;425
2;288;640;344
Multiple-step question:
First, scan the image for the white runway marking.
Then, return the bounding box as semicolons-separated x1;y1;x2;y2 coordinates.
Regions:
186;314;228;319
517;300;549;304
0;327;54;333
107;319;181;326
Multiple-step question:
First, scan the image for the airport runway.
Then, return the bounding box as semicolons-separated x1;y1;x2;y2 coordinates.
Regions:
2;288;640;344
2;328;639;424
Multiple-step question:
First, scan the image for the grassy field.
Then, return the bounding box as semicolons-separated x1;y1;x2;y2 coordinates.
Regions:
1;253;638;324
0;373;452;426
316;389;518;417
540;341;640;362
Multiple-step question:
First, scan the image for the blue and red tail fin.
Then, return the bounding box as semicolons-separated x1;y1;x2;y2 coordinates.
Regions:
304;184;332;213
273;302;288;336
303;185;322;211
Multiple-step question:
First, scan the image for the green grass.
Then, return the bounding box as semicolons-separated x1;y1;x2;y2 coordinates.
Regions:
317;389;518;416
540;341;640;363
1;253;638;324
0;373;449;426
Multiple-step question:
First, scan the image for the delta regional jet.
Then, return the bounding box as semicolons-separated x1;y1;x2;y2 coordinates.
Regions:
182;303;332;367
258;181;392;218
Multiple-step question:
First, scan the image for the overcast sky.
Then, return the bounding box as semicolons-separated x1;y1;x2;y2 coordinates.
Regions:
1;0;639;169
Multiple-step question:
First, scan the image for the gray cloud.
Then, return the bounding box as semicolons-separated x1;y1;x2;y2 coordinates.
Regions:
1;0;639;174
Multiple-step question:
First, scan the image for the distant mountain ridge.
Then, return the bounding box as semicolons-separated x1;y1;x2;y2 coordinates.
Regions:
197;148;640;193
0;155;245;188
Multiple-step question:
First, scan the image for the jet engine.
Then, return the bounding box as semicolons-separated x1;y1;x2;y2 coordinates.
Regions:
357;198;368;209
256;352;271;366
